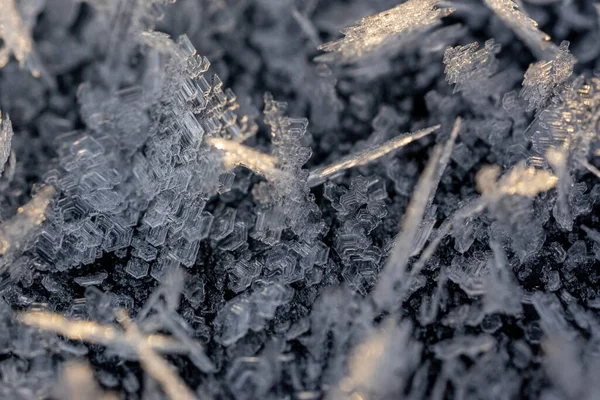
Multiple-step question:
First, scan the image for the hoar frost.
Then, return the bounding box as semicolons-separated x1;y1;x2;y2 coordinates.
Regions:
0;0;598;399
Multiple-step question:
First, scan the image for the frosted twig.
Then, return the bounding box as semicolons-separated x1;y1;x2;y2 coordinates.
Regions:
20;310;198;400
427;118;462;206
580;159;600;179
207;137;285;181
308;125;440;187
292;9;321;48
18;311;188;354
373;119;460;309
117;311;198;400
483;0;558;60
373;145;444;311
581;225;600;244
316;0;453;63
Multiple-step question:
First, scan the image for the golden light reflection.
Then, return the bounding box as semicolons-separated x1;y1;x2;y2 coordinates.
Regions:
20;310;198;400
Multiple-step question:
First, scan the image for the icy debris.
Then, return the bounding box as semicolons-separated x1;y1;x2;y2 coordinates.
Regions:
215;281;293;346
448;254;490;297
418;270;447;326
74;272;108;287
308;125;440;187
582;225;600;246
117;311;199;400
546;149;577;231
0;111;13;175
316;0;453;63
580;159;600;179
409;160;558;279
529;76;600;161
521;41;576;112
323;175;387;293
226;354;278;400
526;74;600;229
443;39;501;94
2;0;600;396
292;8;321;48
483;0;559;60
420;23;468;54
0;0;45;77
434;335;496;360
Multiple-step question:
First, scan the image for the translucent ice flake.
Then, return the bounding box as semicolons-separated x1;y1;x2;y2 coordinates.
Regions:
125;257;150;279
316;0;453;63
483;0;559;60
307;125;440;187
215;281;293;346
74;272;108;287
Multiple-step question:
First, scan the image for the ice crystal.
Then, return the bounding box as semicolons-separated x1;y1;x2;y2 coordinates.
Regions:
316;0;453;63
443;39;501;94
308;125;440;187
520;41;576;112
